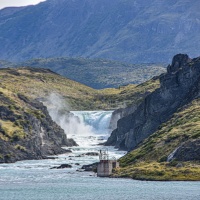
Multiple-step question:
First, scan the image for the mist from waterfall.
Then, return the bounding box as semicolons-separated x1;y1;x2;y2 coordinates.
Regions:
44;93;113;146
71;111;113;135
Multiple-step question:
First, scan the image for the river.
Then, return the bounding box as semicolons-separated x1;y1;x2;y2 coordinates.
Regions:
0;111;199;200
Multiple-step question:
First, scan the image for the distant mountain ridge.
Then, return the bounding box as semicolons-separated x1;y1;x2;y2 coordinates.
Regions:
0;0;200;63
0;57;166;89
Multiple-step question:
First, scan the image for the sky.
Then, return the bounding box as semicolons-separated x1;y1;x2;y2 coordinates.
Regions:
0;0;46;9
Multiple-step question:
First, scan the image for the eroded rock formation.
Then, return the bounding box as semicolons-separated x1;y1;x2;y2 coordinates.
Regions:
106;54;200;151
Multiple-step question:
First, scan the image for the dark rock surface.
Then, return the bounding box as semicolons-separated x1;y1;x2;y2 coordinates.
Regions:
82;152;99;156
81;162;98;172
109;95;149;131
106;54;200;151
50;164;72;169
173;139;200;161
0;94;76;163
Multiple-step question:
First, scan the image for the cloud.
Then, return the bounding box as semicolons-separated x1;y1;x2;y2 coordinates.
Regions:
0;0;46;9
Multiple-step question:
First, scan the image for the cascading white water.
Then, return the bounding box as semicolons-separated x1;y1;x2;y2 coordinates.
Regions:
69;111;113;146
44;93;113;147
71;111;113;134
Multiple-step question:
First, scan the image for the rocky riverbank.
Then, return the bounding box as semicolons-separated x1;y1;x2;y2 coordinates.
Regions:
106;54;200;180
0;93;76;163
106;54;200;152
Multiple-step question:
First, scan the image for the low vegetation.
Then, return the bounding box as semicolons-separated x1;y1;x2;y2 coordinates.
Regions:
0;67;160;110
113;161;200;181
114;99;200;180
0;66;160;145
1;57;166;89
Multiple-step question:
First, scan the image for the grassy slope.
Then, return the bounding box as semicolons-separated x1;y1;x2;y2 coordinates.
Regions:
0;67;160;110
0;67;160;159
0;86;43;143
98;78;160;108
113;99;200;181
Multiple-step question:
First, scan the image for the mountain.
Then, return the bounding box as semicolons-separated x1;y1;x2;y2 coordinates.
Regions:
0;60;15;68
106;54;200;150
106;54;200;180
113;98;200;181
0;0;200;63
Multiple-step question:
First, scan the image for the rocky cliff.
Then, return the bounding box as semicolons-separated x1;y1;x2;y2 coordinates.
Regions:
109;77;160;130
106;54;200;151
0;92;76;163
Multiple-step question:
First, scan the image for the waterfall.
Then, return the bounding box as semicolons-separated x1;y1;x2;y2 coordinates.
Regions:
44;93;113;146
68;111;113;146
71;111;113;135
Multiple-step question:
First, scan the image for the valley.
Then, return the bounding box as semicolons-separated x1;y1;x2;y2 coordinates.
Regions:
0;0;200;199
0;54;200;181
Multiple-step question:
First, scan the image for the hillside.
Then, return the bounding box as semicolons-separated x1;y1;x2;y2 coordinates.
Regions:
0;66;159;163
0;57;166;89
0;67;99;110
106;54;200;180
0;67;160;110
114;99;200;180
0;0;200;63
0;67;95;162
0;86;75;163
0;60;15;68
16;57;166;89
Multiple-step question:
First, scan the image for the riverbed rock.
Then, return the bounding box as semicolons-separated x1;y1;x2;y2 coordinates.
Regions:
83;152;99;156
81;162;98;171
75;163;80;165
50;164;72;169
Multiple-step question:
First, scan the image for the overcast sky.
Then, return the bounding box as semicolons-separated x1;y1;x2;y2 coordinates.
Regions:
0;0;46;9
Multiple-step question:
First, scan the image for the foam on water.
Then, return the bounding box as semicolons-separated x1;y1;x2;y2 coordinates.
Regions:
0;110;199;200
0;111;125;171
69;111;113;147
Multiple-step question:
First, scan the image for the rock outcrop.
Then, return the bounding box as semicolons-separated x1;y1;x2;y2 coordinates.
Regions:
106;54;200;151
50;164;72;169
109;77;160;130
171;139;200;162
81;162;98;172
0;94;76;163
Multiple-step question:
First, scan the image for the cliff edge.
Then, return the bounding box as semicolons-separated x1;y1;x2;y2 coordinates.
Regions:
106;54;200;151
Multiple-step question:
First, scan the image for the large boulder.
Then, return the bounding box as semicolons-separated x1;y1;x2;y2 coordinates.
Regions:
173;139;200;161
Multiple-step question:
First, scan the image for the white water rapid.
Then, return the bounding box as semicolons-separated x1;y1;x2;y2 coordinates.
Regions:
44;93;126;170
68;111;113;147
62;110;126;169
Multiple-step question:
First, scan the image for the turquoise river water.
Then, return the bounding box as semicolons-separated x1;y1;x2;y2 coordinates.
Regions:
0;111;200;200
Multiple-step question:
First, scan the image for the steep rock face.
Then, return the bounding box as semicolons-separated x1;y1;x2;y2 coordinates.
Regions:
109;77;161;130
106;54;200;150
171;139;200;162
109;107;135;131
0;94;75;163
